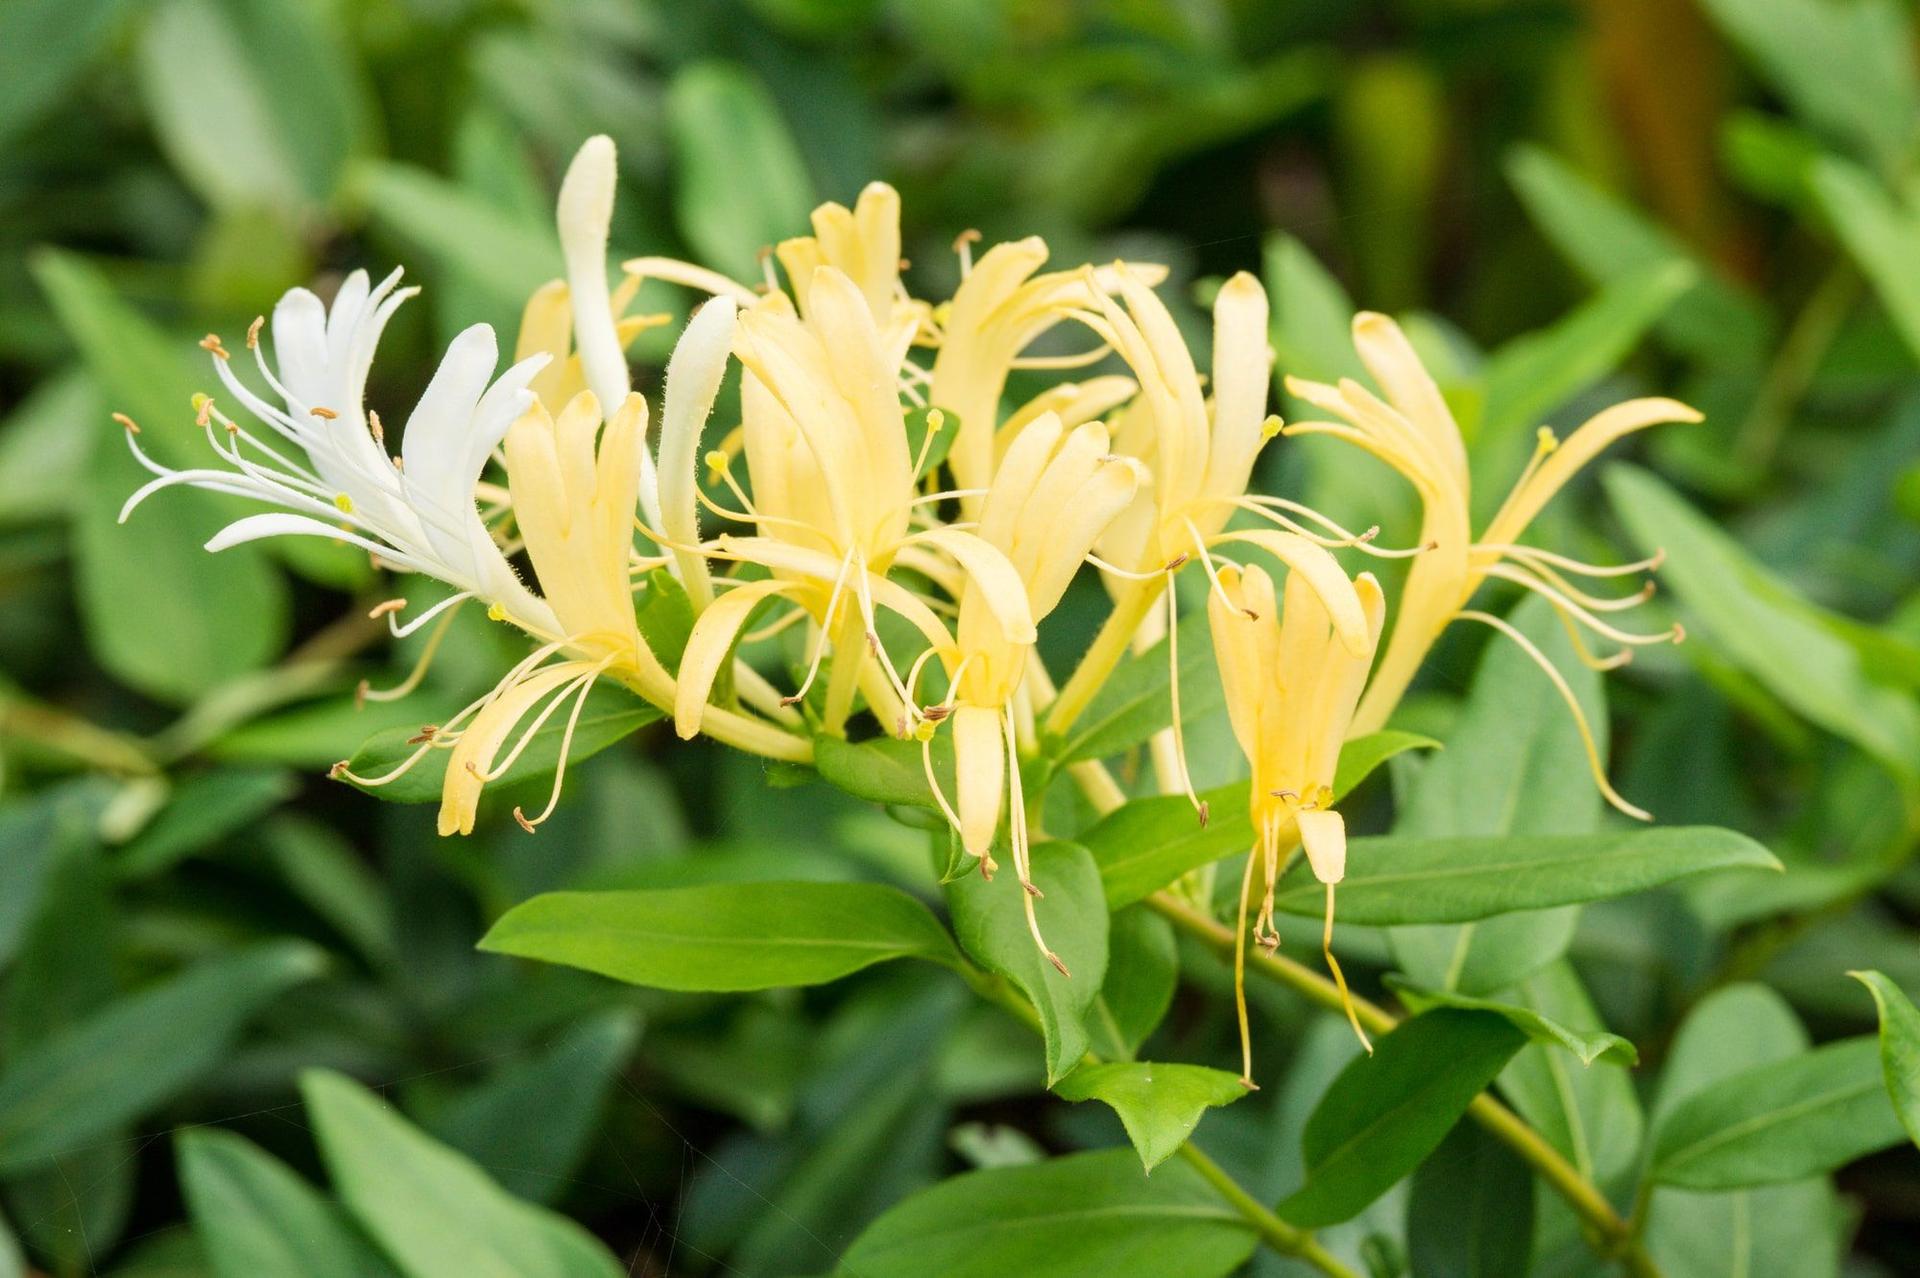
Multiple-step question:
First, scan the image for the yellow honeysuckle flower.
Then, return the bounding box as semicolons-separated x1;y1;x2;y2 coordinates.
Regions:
1284;311;1699;818
914;412;1143;971
928;237;1158;508
1207;547;1385;1079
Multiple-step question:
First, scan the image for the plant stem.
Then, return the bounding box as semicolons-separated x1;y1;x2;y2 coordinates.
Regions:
1174;1144;1361;1278
1043;578;1163;739
1146;892;1663;1278
1734;260;1859;471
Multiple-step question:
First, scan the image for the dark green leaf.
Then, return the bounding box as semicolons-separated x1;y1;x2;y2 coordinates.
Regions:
1492;962;1644;1184
836;1148;1256;1278
1388;978;1636;1065
1650;1036;1906;1188
479;881;959;990
0;942;324;1174
1406;1120;1533;1278
1086;905;1178;1060
1054;1061;1247;1171
0;0;130;144
113;768;296;880
1055;607;1220;764
1277;1009;1528;1227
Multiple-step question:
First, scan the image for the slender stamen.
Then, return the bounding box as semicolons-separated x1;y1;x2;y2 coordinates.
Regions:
359;599;465;705
1479;542;1665;579
1163;568;1208;827
954;229;980;277
1459;610;1652;821
1486;554;1654;613
911;408;946;481
1009;344;1113;371
1484;563;1682;646
1006;702;1067;977
512;657;618;831
740;602;809;646
1187;519;1255;620
784;546;857;707
1323;881;1372;1054
1233;841;1259;1088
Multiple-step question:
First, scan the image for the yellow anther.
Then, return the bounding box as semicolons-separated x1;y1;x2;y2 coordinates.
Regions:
311;406;339;421
1536;426;1560;453
246;316;264;349
199;333;230;360
1260;414;1284;441
368;409;386;445
704;449;730;478
193;394;214;427
486;602;506;622
913;718;938;742
333;493;354;514
112;412;140;435
925;408;946;434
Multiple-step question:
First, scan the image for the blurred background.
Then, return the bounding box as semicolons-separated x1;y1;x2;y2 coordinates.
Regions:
2;0;1919;1274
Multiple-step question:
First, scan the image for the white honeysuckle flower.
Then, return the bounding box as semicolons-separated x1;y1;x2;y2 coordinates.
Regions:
655;295;738;612
118;268;556;638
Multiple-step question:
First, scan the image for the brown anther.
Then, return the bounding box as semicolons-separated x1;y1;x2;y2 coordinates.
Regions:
391;455;404;471
1671;623;1687;644
327;760;349;779
464;761;482;777
1241;608;1260;621
1197;800;1210;828
1238;1075;1260;1091
310;406;339;421
112;412;141;435
865;630;882;654
1045;951;1072;978
1022;879;1044;899
980;856;996;882
367;598;408;619
246;316;264;349
194;398;214;427
199;334;230;360
1270;788;1298;801
1359;526;1380;542
354;679;369;709
779;693;804;707
1424;540;1440;551
921;704;951;722
1650;548;1667;570
368;410;386;445
898;257;911;270
953;229;982;252
513;807;538;834
1258;934;1280;954
1164;553;1190;571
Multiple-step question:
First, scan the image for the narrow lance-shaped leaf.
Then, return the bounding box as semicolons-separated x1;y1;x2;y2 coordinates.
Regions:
480;881;961;991
177;1128;398;1278
1849;970;1920;1150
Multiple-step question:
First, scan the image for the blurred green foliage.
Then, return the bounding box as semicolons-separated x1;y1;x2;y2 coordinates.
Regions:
2;1;1919;1275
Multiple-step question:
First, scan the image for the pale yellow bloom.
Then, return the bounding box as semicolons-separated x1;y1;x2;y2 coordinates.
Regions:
1285;312;1698;817
1208;547;1384;1076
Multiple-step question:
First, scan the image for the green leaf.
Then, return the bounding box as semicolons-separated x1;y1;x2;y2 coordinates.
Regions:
1271;826;1779;925
1054;1062;1247;1171
1478;261;1694;442
356;162;563;314
836;1148;1256;1278
113;768;296;880
1811;154;1920;362
1607;463;1920;780
946;841;1107;1084
1388;595;1602;995
1388;979;1636;1065
1405;1120;1534;1278
339;683;661;805
136;0;363;212
426;1011;642;1204
1276;1009;1528;1227
1506;145;1768;364
1082;730;1434;908
1055;607;1220;764
1086;905;1178;1060
1698;0;1918;176
479;881;959;990
0;0;130;144
178;1128;397;1278
0;942;324;1174
33;249;289;703
813;730;953;809
1643;984;1841;1278
1649;1036;1907;1189
664;62;815;280
301;1070;623;1278
1849;971;1920;1150
1263;232;1364;385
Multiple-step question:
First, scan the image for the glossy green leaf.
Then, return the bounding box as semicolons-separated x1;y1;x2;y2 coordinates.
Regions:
1643;984;1841;1278
1086;905;1178;1060
813;730;954;809
0;942;324;1174
301;1070;623;1278
1276;1009;1528;1227
836;1148;1256;1278
1698;0;1918;175
1405;1119;1533;1278
1082;730;1435;908
1607;463;1920;780
427;1011;641;1204
1849;970;1920;1150
1650;1036;1907;1188
339;683;661;805
664;62;815;280
946;841;1107;1084
480;881;959;990
1388;978;1636;1065
1271;826;1779;925
178;1128;397;1278
1054;1061;1247;1171
1388;595;1602;995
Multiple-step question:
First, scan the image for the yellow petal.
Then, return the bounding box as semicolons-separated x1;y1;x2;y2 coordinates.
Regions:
952;704;1005;860
1211;529;1371;657
674;580;795;739
437;665;585;836
1350;311;1467;495
1203;271;1272;500
918;527;1037;644
1296;808;1348;884
1481;397;1702;548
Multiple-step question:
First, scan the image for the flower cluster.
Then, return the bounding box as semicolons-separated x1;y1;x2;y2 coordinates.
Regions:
118;136;1695;1077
